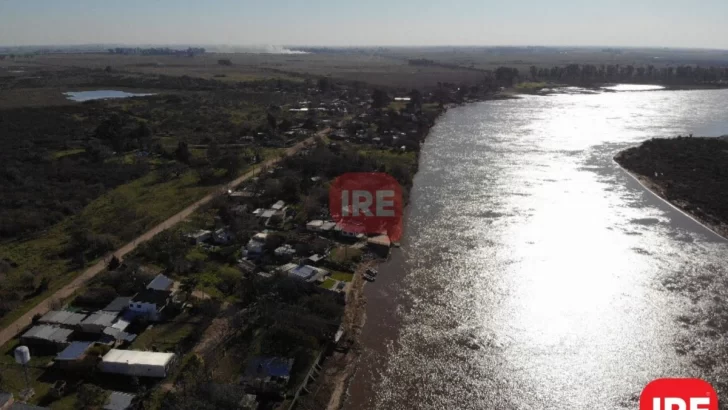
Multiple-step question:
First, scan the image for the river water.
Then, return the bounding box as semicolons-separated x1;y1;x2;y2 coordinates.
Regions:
346;89;728;410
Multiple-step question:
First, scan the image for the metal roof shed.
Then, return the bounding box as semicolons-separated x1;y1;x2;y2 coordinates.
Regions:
146;274;173;291
55;341;93;361
80;312;118;333
99;349;176;378
38;310;87;327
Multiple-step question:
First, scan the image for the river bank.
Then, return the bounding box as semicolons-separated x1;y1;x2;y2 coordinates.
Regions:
296;93;516;410
614;136;728;240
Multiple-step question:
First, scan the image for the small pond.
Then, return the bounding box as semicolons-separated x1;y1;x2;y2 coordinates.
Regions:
64;90;155;102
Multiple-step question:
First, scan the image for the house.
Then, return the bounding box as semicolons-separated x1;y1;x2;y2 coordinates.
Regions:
213;228;233;245
103;297;131;313
288;265;329;282
237;259;257;275
54;341;94;367
99;349;176;378
306;220;324;232
241;357;294;394
104;392;135;410
186;230;212;245
274;244;296;260
304;254;325;266
335;224;364;239
38;310;87;328
20;325;73;350
146;274;174;292
367;234;392;257
246;232;268;255
128;289;172;321
80;311;118;333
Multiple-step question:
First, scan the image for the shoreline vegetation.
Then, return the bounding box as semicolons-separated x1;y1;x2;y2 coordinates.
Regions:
614;136;728;240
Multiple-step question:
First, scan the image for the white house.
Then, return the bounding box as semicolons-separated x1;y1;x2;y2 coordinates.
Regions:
213;228;233;245
99;349;176;378
186;230;212;245
128;289;172;321
246;232;268;255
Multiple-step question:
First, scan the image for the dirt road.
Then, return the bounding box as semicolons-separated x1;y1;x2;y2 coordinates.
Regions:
0;134;320;348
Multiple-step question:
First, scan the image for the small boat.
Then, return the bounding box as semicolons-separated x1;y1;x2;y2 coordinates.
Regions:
366;268;378;277
363;273;376;282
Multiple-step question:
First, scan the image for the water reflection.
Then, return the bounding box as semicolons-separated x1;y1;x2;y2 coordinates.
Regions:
347;89;728;410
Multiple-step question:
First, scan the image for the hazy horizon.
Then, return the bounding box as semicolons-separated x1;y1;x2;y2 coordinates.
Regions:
1;0;727;49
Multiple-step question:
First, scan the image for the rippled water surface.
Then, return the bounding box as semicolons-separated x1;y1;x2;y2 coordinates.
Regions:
346;89;728;410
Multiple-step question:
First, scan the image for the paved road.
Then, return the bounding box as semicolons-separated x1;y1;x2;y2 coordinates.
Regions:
0;134;322;347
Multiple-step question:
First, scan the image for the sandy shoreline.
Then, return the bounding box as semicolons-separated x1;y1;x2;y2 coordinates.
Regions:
616;160;728;241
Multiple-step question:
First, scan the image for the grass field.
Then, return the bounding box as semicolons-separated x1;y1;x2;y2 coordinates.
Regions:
130;311;204;351
0;170;215;329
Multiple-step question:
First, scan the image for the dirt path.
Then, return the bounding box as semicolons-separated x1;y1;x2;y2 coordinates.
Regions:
0;134;323;348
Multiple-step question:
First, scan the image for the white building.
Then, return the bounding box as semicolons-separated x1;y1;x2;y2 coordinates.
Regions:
246;232;268;255
99;349;176;378
186;230;212;245
128;289;171;321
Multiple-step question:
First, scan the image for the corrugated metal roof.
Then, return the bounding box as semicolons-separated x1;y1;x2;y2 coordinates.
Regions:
55;341;93;361
22;325;73;343
103;297;131;312
38;310;87;326
80;311;117;327
146;274;173;291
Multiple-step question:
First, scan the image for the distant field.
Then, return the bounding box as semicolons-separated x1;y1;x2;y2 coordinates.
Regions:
3;47;728;92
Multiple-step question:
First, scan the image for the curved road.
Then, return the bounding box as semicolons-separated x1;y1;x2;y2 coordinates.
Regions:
0;134;321;347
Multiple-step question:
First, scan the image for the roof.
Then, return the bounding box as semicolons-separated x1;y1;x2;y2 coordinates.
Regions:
55;341;93;361
188;229;211;239
104;392;135;410
368;234;391;247
306;220;324;229
103;297;131;312
21;325;73;343
101;349;175;367
146;274;173;291
101;328;136;343
80;311;118;328
320;221;337;231
11;404;50;410
271;200;285;210
260;209;276;219
132;289;171;305
244;357;294;379
38;310;87;326
291;265;319;280
306;254;325;263
0;392;12;407
278;263;298;274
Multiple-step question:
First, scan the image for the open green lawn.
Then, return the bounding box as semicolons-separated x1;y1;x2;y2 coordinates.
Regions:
130;311;204;351
331;271;354;282
358;147;417;171
319;278;337;290
0;340;56;406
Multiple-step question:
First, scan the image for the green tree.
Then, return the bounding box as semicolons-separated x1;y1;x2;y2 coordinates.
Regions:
207;141;221;164
175;141;192;164
76;384;107;409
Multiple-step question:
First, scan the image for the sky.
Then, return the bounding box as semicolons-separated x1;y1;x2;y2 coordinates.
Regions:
1;0;727;49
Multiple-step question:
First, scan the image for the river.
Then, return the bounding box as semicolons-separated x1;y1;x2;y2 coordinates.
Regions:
346;89;728;410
